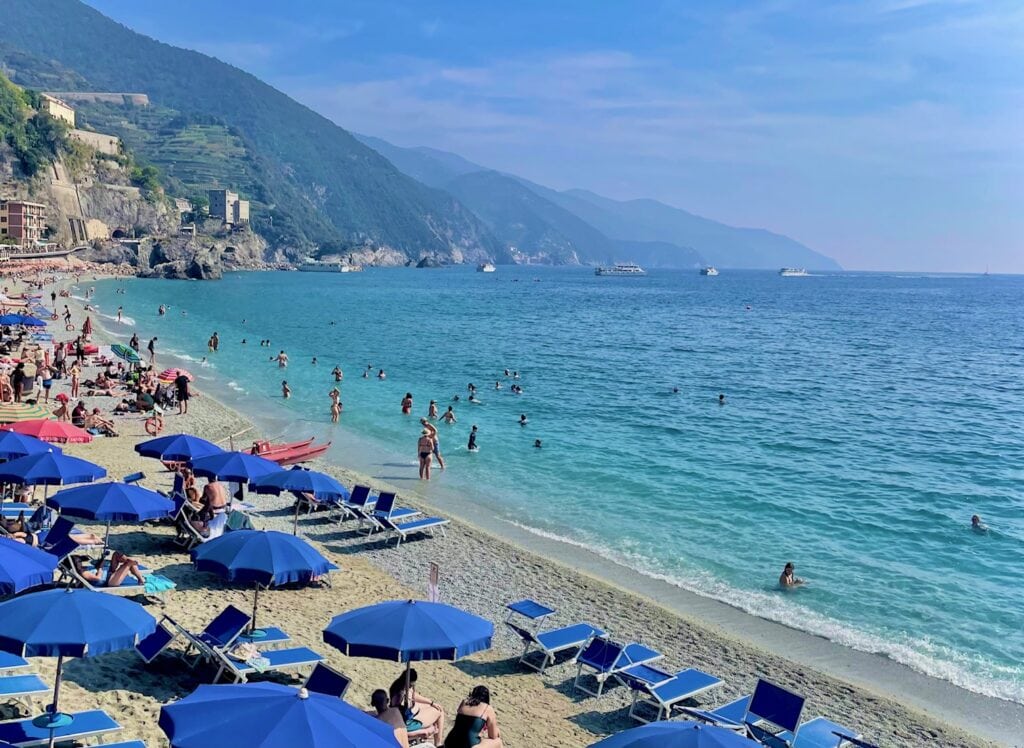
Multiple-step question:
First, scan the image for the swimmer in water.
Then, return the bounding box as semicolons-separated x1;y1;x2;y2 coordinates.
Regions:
282;380;291;399
504;369;510;377
513;371;520;379
672;387;679;394
311;357;317;365
494;381;502;390
718;393;726;405
519;414;527;426
779;562;804;588
467;425;479;452
377;369;386;380
452;394;460;402
428;400;439;419
362;369;369;379
401;393;413;415
534;439;542;448
442;406;456;424
971;515;988;533
469;394;481;404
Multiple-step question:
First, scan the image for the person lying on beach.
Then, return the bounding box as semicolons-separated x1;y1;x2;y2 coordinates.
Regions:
84;408;119;437
390;670;444;747
72;552;146;587
779;562;805;587
445;685;503;748
367;689;409;748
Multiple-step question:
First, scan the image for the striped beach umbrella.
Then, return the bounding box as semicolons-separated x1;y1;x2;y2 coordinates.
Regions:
0;403;50;424
158;368;193;383
110;344;140;364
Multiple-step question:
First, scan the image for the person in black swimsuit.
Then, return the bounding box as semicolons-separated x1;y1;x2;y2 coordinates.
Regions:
445;685;503;748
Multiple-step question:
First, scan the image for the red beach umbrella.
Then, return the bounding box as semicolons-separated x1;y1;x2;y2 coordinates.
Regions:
8;419;93;444
158;368;193;383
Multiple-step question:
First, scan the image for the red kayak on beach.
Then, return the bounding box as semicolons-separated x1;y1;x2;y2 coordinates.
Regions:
250;437;330;465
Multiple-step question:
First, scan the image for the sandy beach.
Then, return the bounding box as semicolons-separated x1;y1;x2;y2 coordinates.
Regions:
0;269;1011;748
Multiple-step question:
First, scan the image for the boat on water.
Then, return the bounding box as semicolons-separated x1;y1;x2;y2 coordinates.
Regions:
779;268;809;277
477;262;496;273
297;259;362;273
595;263;646;276
700;267;719;276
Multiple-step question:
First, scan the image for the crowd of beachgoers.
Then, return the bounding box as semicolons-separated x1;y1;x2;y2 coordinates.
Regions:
0;265;998;748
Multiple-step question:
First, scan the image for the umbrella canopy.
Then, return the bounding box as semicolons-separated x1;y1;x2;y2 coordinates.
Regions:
190;451;279;483
158;367;193;383
323;600;493;662
192;530;335;633
8;419;92;444
0;450;106;486
0;402;51;424
0;588;157;738
588;722;759;748
110;344;140;364
0;537;58;595
0;314;45;327
0;429;58;460
249;467;348;500
136;433;223;462
159;682;399;748
47;481;175;523
81;317;92;336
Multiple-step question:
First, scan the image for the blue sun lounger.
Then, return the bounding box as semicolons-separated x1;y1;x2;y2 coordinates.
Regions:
681;693;751;728
213;645;325;683
0;709;121;747
0;652;30;674
506;621;605;674
790;717;865;748
304;662;352;700
375;514;449;546
337;485;375;523
0;674;48;711
617;665;723;722
367;492;421;534
573;638;663;697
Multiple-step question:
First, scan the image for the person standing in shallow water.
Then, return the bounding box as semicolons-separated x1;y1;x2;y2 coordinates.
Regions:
779;562;804;587
467;425;479;452
329;387;341;423
417;428;434;480
401;392;413;415
282;380;291;399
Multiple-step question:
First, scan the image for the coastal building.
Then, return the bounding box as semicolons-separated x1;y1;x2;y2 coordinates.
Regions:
69;129;121;156
39;93;76;127
0;200;48;245
208;189;250;227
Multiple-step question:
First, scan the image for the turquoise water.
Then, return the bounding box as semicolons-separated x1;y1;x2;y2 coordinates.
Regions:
87;268;1024;702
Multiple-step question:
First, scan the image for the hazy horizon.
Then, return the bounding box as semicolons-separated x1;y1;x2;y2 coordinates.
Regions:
86;0;1022;273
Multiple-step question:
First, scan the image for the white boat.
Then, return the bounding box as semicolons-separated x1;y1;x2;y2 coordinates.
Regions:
595;263;646;276
779;268;808;277
700;267;719;276
298;259;362;273
477;262;496;273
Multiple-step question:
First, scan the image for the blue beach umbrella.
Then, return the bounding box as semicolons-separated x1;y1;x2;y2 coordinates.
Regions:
159;681;399;748
588;722;759;748
192;530;336;634
0;450;106;503
0;589;156;740
110;344;140;364
0;314;45;327
249;466;349;535
135;433;223;462
190;451;279;485
0;537;58;595
0;430;58;461
46;481;175;550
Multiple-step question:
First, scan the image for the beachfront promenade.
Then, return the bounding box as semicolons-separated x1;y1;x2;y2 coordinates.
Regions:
0;267;1006;748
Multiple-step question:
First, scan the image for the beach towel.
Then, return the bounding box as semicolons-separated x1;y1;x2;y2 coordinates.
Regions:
144;574;176;595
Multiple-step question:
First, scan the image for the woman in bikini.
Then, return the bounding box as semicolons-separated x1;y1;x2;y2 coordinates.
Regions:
389;670;445;747
417;429;434;481
73;552;146;587
445;685;503;748
401;393;413;415
329;387;342;423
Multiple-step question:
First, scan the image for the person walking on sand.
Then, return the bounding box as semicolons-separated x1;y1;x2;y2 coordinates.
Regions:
282;380;291;399
329;387;342;423
38;364;52;404
401;392;413;415
276;350;288;368
421;419;445;470
69;362;81;399
147;337;157;364
417;428;435;480
428;400;439;420
175;371;191;415
442;406;456;424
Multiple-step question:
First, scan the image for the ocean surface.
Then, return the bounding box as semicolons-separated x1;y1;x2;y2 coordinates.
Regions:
86;267;1023;703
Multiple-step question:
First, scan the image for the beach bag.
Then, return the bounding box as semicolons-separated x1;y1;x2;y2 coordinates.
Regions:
230;642;269;672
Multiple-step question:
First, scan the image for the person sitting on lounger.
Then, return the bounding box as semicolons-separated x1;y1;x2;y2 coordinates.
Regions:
444;685;503;748
368;689;409;748
390;669;444;747
779;562;804;587
73;552;146;586
2;512;38;546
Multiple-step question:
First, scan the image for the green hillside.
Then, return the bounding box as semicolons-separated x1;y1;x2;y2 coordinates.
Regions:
0;0;501;259
0;71;70;178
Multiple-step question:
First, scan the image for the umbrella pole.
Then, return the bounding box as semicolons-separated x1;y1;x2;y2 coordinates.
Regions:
404;660;412;714
102;520;111;557
293;501;299;536
252;583;259;633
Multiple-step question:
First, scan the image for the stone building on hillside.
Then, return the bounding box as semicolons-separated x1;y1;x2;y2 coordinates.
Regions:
69;129;120;156
0;200;48;245
39;94;75;127
208;189;250;227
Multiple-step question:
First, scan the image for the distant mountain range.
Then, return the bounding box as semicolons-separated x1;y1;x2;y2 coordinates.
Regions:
0;0;840;270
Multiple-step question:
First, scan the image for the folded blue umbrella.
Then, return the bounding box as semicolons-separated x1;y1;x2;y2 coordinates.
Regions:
0;588;156;731
135;433;223;462
324;599;493;662
0;537;58;595
190;451;279;483
589;722;758;748
160;681;398;748
0;450;106;486
192;530;336;633
0;430;57;461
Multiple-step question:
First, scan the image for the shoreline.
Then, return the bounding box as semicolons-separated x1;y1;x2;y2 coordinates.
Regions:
58;272;1015;746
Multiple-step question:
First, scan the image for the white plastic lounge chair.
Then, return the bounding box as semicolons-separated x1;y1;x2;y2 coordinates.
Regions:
304;662;352;700
573;638;662;697
0;708;121;747
505;621;605;674
376;514;449;546
617;664;723;722
213;645;325;683
0;673;48;711
0;652;30;674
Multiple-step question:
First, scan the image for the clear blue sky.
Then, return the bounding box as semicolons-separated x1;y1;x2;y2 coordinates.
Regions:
87;0;1022;272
